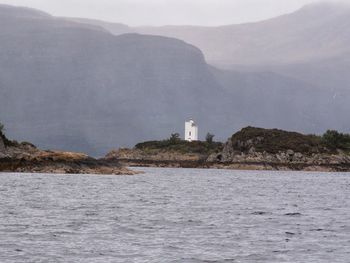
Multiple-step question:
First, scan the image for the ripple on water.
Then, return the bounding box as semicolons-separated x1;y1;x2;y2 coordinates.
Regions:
0;168;349;263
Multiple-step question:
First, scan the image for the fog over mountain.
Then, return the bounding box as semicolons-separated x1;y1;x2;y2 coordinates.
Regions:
135;3;350;65
78;3;350;87
0;4;349;156
0;5;232;155
135;3;350;97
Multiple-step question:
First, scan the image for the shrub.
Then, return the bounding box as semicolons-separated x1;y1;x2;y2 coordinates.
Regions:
0;122;17;147
169;133;181;144
135;137;223;155
205;133;215;144
231;127;323;154
322;130;350;150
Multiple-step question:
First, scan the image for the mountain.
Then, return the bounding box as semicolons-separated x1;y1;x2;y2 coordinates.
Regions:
72;2;350;126
134;2;350;101
79;2;350;67
134;2;350;66
1;4;349;156
64;17;132;35
70;3;350;90
0;4;234;156
209;67;342;132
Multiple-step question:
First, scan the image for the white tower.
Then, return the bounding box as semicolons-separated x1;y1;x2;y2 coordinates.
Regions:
185;119;198;142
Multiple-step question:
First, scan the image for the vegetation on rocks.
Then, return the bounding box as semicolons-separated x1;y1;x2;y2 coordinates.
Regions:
135;134;223;155
0;121;135;175
321;130;350;151
0;122;30;148
230;127;350;155
230;127;326;154
0;122;14;147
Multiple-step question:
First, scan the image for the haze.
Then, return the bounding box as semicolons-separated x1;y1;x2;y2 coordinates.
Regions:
0;0;347;26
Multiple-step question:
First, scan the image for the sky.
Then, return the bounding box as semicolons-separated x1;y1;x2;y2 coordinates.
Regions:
0;0;347;26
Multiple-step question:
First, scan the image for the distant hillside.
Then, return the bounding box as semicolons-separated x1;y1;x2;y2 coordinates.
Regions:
1;4;350;156
64;17;131;35
67;3;350;132
134;3;350;66
134;2;350;101
77;3;350;67
0;5;232;156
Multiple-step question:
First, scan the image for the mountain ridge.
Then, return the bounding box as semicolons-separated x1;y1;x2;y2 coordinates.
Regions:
1;3;350;156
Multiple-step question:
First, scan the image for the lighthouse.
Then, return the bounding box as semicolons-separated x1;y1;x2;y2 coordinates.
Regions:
185;119;198;142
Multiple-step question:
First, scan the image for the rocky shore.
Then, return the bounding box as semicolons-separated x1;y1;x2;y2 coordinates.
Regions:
106;150;350;172
3;126;350;174
0;136;137;175
105;127;350;172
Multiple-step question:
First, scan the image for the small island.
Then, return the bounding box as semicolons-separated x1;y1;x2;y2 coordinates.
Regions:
2;119;350;174
106;127;350;172
0;124;136;175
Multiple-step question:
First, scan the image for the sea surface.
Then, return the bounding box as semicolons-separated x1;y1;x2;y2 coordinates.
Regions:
0;168;350;263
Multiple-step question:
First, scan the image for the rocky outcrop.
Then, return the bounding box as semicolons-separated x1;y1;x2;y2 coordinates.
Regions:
106;148;205;162
0;139;137;175
207;127;350;172
105;148;208;168
107;127;350;172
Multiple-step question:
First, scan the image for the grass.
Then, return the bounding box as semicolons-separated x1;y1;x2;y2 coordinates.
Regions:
135;139;223;155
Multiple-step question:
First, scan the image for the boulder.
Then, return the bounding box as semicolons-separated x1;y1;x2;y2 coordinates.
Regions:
220;139;235;162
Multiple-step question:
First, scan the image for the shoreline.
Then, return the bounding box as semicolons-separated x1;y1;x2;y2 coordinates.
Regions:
117;159;350;172
0;157;139;175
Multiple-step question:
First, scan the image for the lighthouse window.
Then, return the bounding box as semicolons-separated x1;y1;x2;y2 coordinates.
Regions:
189;131;191;136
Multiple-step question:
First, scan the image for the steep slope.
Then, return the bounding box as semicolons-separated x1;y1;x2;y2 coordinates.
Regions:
135;2;350;119
209;67;345;133
71;2;350;92
135;2;350;66
2;4;350;157
0;5;230;156
64;17;132;35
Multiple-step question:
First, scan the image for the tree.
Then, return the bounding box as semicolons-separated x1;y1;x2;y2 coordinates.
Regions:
206;133;215;144
169;133;181;143
0;122;9;145
322;130;350;150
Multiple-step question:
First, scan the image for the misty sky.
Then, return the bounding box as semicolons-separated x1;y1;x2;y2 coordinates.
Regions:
0;0;347;26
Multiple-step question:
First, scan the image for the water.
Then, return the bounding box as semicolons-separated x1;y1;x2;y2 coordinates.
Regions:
0;168;350;263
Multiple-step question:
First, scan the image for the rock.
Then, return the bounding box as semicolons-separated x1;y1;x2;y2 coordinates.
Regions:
286;149;295;156
248;147;256;155
294;152;304;161
220;139;235;162
0;141;136;175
